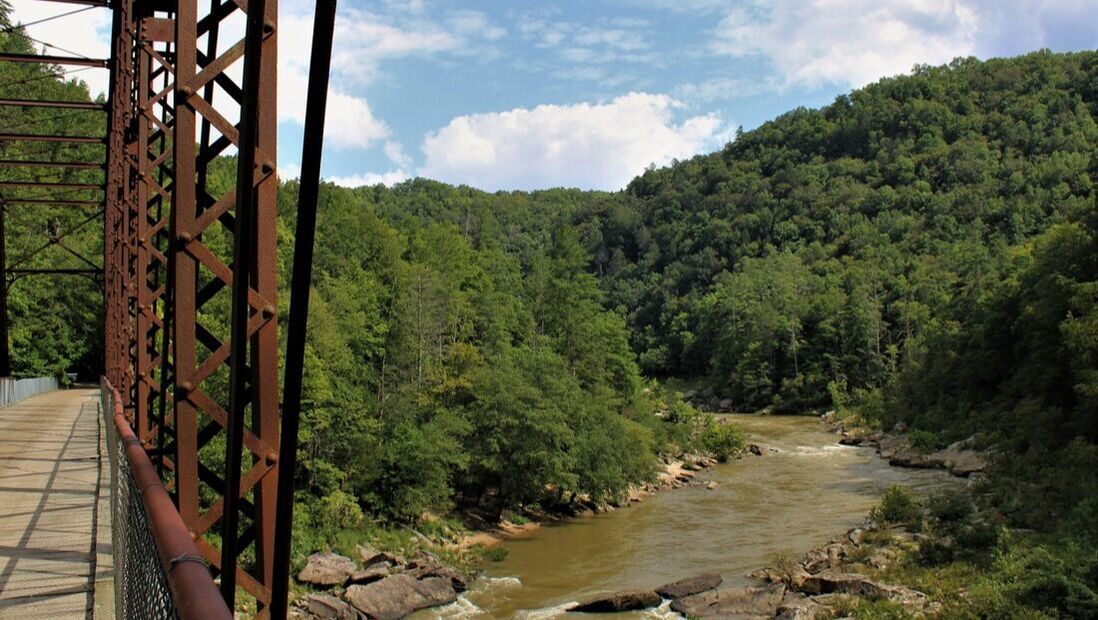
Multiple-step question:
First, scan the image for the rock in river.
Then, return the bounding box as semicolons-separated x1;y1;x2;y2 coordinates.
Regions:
671;582;787;618
297;552;356;587
344;574;457;620
569;589;662;613
655;572;723;599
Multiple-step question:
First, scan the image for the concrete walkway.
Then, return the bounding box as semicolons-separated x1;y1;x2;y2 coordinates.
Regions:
0;389;103;619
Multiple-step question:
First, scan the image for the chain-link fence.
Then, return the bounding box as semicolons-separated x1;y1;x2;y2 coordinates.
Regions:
101;384;178;619
0;376;58;407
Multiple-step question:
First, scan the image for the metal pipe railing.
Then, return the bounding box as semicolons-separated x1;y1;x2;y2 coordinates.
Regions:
102;379;232;620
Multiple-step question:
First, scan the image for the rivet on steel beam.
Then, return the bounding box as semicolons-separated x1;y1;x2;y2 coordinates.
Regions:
176;85;193;99
262;304;276;318
261;160;275;176
263;19;276;35
190;531;198;541
178;231;192;243
178;380;193;394
266;451;278;465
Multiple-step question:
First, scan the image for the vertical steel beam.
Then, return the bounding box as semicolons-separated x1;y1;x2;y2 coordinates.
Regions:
172;0;201;550
134;30;152;440
270;1;337;615
104;0;134;395
249;0;281;596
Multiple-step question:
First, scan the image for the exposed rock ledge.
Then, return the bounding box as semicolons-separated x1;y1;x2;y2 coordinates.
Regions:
825;412;989;477
291;547;468;619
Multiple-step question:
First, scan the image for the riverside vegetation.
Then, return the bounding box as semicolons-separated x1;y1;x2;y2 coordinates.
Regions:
3;6;1097;614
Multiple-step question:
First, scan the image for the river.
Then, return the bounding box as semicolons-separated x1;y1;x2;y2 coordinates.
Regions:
414;414;956;619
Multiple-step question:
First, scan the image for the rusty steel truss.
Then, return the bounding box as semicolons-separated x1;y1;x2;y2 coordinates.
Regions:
1;0;335;614
103;0;285;611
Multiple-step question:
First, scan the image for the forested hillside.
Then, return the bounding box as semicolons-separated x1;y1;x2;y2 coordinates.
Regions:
288;50;1098;570
614;51;1098;415
5;7;1097;596
279;184;694;526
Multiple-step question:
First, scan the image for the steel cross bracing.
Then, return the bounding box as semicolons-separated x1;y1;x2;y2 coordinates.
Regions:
2;0;335;615
101;0;285;612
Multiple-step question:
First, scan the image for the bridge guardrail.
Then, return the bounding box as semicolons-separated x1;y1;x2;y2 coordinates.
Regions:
0;376;57;406
101;378;233;620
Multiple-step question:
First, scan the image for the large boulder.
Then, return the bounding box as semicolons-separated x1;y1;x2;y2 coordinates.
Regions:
747;566;810;590
671;583;786;618
357;547;403;569
930;439;988;476
876;435;907;459
344;575;456;620
348;562;390;585
801;543;845;574
569;589;662;613
800;571;930;608
297;552;356;587
775;592;827;620
656;573;723;599
408;564;468;592
888;448;942;469
297;594;358;620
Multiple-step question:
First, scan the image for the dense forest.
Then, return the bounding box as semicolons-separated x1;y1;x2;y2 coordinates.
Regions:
281;49;1098;616
4;4;1098;611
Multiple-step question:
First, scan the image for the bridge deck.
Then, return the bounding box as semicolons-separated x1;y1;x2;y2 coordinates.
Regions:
0;389;103;619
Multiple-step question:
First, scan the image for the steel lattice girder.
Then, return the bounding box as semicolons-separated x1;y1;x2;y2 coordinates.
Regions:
112;0;282;612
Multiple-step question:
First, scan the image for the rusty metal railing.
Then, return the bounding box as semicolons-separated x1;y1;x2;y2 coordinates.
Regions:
101;378;232;620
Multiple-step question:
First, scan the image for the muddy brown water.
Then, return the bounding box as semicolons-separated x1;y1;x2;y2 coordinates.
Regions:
413;414;957;619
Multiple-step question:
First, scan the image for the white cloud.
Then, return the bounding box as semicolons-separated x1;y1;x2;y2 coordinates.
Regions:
279;10;392;150
419;93;728;191
516;12;653;66
710;1;980;89
7;0;112;98
384;141;413;169
382;0;427;15
449;10;507;41
674;76;776;102
326;170;410;187
280;163;302;181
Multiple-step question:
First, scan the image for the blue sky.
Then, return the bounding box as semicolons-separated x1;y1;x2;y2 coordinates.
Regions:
10;0;1098;191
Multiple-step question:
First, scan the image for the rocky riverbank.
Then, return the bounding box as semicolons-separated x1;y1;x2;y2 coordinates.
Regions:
291;547;469;619
822;411;990;477
289;449;752;619
451;447;764;552
553;517;943;619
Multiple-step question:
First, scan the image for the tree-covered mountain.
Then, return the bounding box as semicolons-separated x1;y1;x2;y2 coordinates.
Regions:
610;51;1098;414
291;50;1098;570
5;10;1097;604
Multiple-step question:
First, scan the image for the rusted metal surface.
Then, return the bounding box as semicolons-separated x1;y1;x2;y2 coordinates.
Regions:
1;0;330;614
105;379;233;620
0;132;106;143
0;159;104;169
122;0;284;611
0;52;108;67
0;98;107;109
